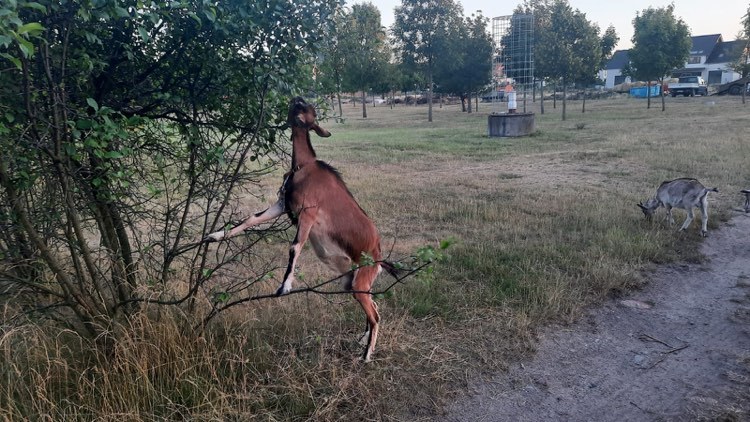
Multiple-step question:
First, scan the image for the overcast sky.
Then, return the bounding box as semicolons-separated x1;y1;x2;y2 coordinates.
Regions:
363;0;747;51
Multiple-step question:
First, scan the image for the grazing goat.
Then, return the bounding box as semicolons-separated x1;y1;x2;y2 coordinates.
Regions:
205;97;393;362
637;178;718;237
742;189;750;213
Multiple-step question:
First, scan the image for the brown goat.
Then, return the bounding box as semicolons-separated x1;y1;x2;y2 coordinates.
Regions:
205;97;393;362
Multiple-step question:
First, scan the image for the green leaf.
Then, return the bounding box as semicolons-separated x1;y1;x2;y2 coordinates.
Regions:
23;2;47;12
138;27;149;42
15;36;34;57
0;35;12;47
17;22;43;35
104;150;124;159
114;6;129;17
76;119;94;129
86;98;99;111
0;52;21;69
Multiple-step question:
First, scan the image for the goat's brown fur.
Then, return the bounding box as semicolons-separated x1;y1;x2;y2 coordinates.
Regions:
206;97;392;362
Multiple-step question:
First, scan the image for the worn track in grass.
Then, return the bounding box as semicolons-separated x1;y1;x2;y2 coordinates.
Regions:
444;214;750;421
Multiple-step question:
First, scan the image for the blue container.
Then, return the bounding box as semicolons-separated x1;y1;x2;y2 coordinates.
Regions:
629;85;661;98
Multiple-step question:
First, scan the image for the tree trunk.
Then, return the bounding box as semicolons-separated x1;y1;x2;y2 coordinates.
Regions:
361;90;367;118
337;92;343;116
460;95;466;112
533;79;536;102
428;70;433;122
646;81;651;109
553;82;557;109
582;88;586;113
660;78;666;112
467;93;472;113
562;79;567;121
540;83;545;114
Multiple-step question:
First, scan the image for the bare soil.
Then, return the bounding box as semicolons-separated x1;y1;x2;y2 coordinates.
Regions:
444;214;750;421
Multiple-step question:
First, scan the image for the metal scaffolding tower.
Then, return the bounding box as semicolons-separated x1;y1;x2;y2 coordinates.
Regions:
491;14;534;113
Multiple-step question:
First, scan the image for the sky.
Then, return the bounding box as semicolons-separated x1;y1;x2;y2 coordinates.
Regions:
362;0;748;51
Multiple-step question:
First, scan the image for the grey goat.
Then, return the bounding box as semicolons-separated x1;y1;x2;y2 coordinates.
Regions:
637;178;718;236
742;189;750;213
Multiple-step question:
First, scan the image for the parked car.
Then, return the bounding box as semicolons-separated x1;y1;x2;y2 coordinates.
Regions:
481;91;505;102
668;76;708;97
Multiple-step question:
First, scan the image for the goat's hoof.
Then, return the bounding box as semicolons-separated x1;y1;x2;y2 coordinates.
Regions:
701;231;708;237
203;232;224;243
275;286;291;296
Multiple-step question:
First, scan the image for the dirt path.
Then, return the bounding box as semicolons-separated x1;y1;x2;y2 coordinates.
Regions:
444;215;750;421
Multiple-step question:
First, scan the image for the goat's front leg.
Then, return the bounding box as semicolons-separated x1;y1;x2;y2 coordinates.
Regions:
277;207;317;296
665;205;675;225
204;199;285;242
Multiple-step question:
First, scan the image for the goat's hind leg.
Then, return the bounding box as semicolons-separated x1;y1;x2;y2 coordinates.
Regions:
205;198;285;242
352;265;381;363
699;197;709;236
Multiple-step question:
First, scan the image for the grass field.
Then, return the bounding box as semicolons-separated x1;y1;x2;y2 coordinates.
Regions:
2;95;749;420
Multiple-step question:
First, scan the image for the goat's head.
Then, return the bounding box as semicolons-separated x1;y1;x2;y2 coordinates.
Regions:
288;97;331;138
636;198;660;221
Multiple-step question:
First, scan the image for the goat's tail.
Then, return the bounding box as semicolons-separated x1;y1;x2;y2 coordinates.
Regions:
379;260;405;279
708;187;719;193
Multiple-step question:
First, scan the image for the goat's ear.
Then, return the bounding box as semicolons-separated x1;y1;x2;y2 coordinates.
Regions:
312;123;331;138
636;202;646;210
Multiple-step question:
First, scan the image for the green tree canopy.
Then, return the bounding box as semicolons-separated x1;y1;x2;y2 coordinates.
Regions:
392;0;463;121
434;11;493;111
534;0;601;120
729;4;750;81
629;4;691;111
340;2;390;118
0;0;341;337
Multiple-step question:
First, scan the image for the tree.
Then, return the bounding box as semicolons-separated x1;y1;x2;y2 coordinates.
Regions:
340;2;389;118
516;0;554;113
534;0;601;120
392;0;463;122
600;25;620;69
729;4;750;104
629;5;691;111
317;9;349;117
0;0;341;339
434;12;493;112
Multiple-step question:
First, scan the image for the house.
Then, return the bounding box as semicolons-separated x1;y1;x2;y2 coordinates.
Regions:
601;34;747;89
600;49;631;88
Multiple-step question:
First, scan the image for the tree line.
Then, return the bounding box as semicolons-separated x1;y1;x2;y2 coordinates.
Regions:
315;0;621;122
321;0;750;119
